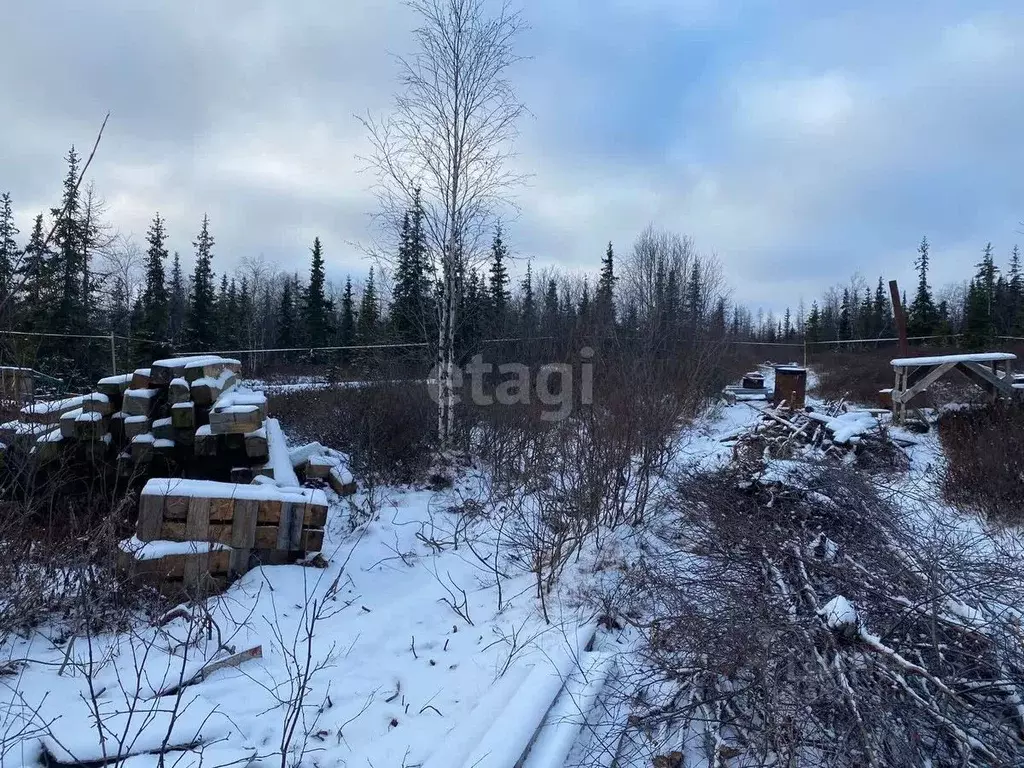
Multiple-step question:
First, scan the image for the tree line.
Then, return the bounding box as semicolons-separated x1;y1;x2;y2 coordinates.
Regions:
0;151;733;385
748;236;1024;350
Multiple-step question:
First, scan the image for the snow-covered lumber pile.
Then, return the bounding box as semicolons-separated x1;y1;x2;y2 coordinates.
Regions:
120;478;329;593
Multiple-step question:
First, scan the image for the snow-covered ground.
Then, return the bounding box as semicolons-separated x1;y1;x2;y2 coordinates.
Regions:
4;365;1015;767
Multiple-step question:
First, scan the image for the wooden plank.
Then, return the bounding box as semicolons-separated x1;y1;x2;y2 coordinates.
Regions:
210;496;235;522
171;402;195;429
164;494;190;520
893;362;955;403
277;502;294;550
137;494;165;541
287;501;304;549
195;429;217;457
169;378;191;405
244;430;268;460
124;416;151;439
131;436;155;463
152;417;174;441
258;497;284;524
229;547;251;575
185;496;212;540
121;548;231;580
123;389;160;417
161;521;283;549
130;368;152;389
81;393;114;416
231;498;259;548
328;468;356;496
191;373;237;406
150;361;187;387
209;408;263;435
302;528;324;552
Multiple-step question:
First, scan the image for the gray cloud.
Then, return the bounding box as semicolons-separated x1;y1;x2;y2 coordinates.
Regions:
2;1;1023;313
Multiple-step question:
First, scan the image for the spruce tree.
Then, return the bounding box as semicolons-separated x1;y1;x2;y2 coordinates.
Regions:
50;147;87;337
909;236;936;336
357;267;380;341
135;212;170;359
805;301;822;343
304;237;333;346
542;279;559;333
1009;245;1023;333
873;277;890;337
391;196;431;343
488;224;510;335
277;279;296;347
596;242;616;327
0;193;18;319
18;214;52;333
168;252;186;345
519;261;536;337
339;276;357;357
186;215;216;350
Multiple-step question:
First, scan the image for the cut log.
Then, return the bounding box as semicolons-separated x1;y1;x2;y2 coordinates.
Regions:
31;428;67;463
183;356;241;384
81;392;114;416
74;411;108;440
304;454;339;479
212;388;267;420
190;370;237;405
152;416;174;441
123;388;160;417
130;368;152;389
328;466;357;496
244;427;268;460
171;401;195;430
109;411;126;443
168;377;191;405
194;425;217;457
231;466;254;483
123;415;151;439
21;395;87;425
59;408;84;439
131;433;155;463
209;405;263;435
97;373;133;399
174;426;195;446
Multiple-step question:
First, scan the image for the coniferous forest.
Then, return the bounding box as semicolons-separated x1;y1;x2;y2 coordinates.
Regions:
0;148;1020;387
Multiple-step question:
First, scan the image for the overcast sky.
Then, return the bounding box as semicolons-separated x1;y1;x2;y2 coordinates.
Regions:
3;0;1023;312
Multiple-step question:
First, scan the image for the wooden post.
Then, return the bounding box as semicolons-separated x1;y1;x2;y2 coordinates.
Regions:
889;280;908;357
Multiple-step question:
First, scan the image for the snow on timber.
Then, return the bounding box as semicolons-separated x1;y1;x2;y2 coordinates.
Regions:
891;351;1016;366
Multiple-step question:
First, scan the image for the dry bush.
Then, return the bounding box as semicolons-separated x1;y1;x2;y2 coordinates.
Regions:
271;382;436;484
0;452;161;648
939;403;1024;524
602;463;1024;767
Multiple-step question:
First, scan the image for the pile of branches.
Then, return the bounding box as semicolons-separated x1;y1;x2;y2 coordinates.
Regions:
724;400;911;472
611;463;1024;767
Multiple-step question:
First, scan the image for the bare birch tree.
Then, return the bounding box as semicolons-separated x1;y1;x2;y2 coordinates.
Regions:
362;0;526;450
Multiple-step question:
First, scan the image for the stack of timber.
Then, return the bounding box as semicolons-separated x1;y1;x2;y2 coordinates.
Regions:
1;354;359;595
119;479;328;594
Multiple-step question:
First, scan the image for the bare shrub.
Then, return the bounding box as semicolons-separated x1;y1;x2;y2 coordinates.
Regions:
939;403;1024;524
271;382;436;484
601;463;1024;766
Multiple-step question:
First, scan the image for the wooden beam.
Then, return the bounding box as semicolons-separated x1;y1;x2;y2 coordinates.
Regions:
957;361;1014;396
893;362;955;403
